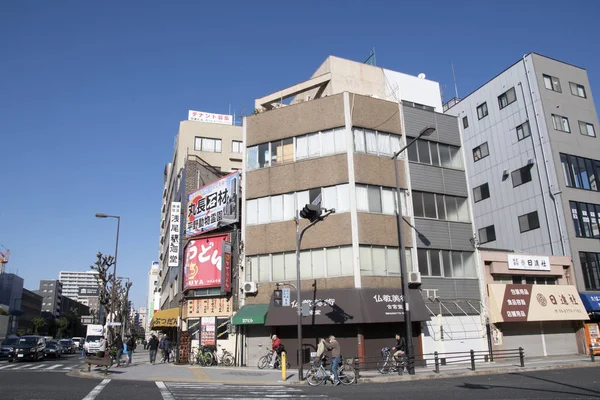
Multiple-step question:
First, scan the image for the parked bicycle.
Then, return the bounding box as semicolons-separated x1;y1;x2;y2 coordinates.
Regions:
212;344;235;367
190;345;215;366
377;347;406;374
306;355;356;385
257;348;290;370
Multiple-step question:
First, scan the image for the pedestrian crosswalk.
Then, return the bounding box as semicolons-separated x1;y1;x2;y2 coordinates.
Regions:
0;362;76;372
158;382;334;399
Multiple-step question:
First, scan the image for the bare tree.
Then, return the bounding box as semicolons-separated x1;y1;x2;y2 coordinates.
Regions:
90;252;123;343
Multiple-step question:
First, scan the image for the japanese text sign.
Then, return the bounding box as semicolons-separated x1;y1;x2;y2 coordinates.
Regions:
168;202;181;267
188;110;233;125
488;284;588;323
221;242;232;294
507;254;551;271
186;297;233;318
186;172;239;237
183;234;229;290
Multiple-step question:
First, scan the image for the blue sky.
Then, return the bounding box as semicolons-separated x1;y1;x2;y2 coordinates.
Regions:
1;0;599;308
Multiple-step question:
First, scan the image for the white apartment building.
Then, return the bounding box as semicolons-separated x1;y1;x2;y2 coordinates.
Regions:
58;270;99;301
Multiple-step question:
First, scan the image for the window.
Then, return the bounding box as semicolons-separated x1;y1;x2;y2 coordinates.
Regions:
516;121;531;141
477;102;488;120
552;114;570;133
406;138;463;170
353;128;401;157
518;211;540;233
360;246;411;276
356;185;405;215
194;137;222;153
462;116;469;129
479;225;496;244
543;74;561;92
498;87;517;109
472;142;489;162
570;82;587;98
231;140;242;153
416;249;476;278
511;165;533;187
472;183;490;203
579;121;596;137
570;201;600;239
560;153;600;191
412;191;470;222
271;138;294;165
580;252;600;290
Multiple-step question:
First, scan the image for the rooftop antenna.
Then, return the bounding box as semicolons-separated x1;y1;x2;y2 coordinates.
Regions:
451;61;459;99
364;47;376;66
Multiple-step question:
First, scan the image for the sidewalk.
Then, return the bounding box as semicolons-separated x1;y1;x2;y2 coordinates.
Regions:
70;350;600;385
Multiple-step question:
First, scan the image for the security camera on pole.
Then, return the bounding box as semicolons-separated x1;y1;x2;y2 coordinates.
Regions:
294;194;335;381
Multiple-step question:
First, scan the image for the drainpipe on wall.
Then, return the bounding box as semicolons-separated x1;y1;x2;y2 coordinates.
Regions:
521;55;567;256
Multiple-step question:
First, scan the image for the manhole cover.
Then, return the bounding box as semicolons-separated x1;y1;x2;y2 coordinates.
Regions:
224;371;269;376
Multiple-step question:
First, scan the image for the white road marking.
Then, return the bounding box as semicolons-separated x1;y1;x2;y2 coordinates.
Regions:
28;364;45;369
10;363;32;369
82;378;111;400
156;381;175;400
45;364;62;370
0;364;16;370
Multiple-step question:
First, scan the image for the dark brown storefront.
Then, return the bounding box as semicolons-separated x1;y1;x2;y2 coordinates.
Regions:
264;288;430;366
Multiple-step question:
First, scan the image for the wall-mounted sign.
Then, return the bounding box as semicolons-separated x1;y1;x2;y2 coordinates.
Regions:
186;172;239;237
186;297;233;318
78;287;99;297
507;254;551;271
221;242;232;294
488;284;589;323
200;317;216;347
183;234;229;290
168;202;181;267
188;110;233;125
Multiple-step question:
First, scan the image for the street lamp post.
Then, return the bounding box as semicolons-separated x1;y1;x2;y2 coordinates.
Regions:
96;213;121;343
295;204;335;381
391;126;436;375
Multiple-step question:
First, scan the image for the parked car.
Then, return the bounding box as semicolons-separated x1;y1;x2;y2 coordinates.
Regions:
45;340;63;358
0;336;20;359
8;336;46;362
58;339;76;354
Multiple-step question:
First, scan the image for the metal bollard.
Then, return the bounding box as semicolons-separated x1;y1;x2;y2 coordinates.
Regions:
470;349;476;371
590;344;596;362
281;352;287;381
434;351;439;374
354;357;360;380
519;347;525;367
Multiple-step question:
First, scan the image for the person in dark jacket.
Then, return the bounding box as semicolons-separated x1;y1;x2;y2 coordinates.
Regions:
125;335;136;366
148;335;159;365
392;333;406;363
114;335;124;367
159;335;171;363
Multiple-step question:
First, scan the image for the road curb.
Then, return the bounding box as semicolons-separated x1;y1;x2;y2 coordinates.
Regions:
352;362;600;384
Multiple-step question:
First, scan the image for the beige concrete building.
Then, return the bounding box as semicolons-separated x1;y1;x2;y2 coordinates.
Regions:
237;56;481;368
158;119;243;310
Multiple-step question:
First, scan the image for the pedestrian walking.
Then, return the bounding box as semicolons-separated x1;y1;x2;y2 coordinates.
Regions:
161;335;171;363
114;335;124;367
126;335;136;366
148;334;159;365
97;335;107;358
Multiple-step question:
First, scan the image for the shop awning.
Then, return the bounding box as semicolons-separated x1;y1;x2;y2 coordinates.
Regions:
488;284;589;323
580;293;600;312
232;304;269;325
151;307;179;329
265;288;430;326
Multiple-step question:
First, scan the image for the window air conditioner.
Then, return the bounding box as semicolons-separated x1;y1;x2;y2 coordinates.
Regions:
408;271;422;285
243;282;258;294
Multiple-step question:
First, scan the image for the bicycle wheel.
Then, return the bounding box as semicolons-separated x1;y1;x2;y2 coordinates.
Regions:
339;365;356;385
276;361;290;370
257;355;270;369
204;352;215;366
222;354;235;367
377;359;391;374
306;368;323;386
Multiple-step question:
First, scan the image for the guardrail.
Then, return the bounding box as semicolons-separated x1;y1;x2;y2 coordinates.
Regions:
343;347;525;380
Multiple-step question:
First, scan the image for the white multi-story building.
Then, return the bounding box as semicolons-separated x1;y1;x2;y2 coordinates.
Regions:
58;270;99;301
147;261;159;332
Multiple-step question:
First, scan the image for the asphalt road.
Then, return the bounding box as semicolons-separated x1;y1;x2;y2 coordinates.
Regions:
1;366;599;399
0;352;83;373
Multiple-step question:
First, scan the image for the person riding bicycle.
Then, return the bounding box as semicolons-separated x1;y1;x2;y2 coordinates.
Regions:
269;335;284;368
323;335;341;386
391;333;406;363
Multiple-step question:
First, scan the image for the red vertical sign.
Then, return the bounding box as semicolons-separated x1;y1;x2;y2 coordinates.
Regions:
221;241;232;294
